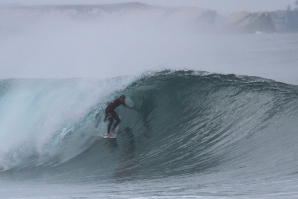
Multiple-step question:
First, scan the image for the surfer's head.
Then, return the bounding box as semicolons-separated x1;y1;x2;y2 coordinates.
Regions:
119;95;125;102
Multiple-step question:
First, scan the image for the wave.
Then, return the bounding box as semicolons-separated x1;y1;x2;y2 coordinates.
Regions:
1;70;298;183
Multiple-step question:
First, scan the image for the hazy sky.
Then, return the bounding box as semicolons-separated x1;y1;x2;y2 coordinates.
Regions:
1;0;296;14
1;0;298;84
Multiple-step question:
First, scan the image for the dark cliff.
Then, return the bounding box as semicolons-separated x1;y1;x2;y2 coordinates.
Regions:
269;10;298;33
223;11;276;34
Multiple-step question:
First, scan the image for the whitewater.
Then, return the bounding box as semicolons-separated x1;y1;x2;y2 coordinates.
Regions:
1;6;298;199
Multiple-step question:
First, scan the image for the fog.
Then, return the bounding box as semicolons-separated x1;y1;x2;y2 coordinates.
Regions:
0;12;205;79
1;0;295;14
0;3;298;84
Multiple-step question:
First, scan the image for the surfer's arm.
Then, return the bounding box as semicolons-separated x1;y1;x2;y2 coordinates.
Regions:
103;112;108;121
123;103;133;109
104;107;111;122
103;112;108;122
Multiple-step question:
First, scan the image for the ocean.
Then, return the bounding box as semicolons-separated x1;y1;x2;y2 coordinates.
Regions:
1;8;298;199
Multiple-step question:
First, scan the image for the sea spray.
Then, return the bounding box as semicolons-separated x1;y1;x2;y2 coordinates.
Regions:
0;77;134;170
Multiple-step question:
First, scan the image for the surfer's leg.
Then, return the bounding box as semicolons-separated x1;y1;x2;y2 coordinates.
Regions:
107;113;114;134
112;111;121;131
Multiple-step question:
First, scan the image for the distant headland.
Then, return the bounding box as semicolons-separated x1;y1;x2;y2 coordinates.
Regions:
1;2;298;34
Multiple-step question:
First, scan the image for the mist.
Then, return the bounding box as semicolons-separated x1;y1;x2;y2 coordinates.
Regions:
1;0;295;13
1;3;298;84
1;9;194;79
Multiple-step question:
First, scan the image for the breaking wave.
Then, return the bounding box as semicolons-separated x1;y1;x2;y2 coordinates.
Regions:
1;70;298;184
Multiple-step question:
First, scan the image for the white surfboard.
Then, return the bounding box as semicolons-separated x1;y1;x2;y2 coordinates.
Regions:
103;134;116;139
103;130;117;138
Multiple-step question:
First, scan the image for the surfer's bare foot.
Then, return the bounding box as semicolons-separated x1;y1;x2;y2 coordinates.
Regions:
106;133;113;137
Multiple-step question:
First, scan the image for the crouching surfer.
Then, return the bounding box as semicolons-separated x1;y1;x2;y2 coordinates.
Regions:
104;95;133;138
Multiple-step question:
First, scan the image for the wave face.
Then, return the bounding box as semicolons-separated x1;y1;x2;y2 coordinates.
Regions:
1;71;298;185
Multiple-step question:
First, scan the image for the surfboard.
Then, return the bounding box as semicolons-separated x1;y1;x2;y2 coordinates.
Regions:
103;134;116;139
103;130;117;139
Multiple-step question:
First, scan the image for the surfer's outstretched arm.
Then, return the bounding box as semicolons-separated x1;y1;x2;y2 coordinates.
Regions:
124;103;134;109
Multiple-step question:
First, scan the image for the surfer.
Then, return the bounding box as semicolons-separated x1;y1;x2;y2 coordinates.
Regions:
104;95;133;137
